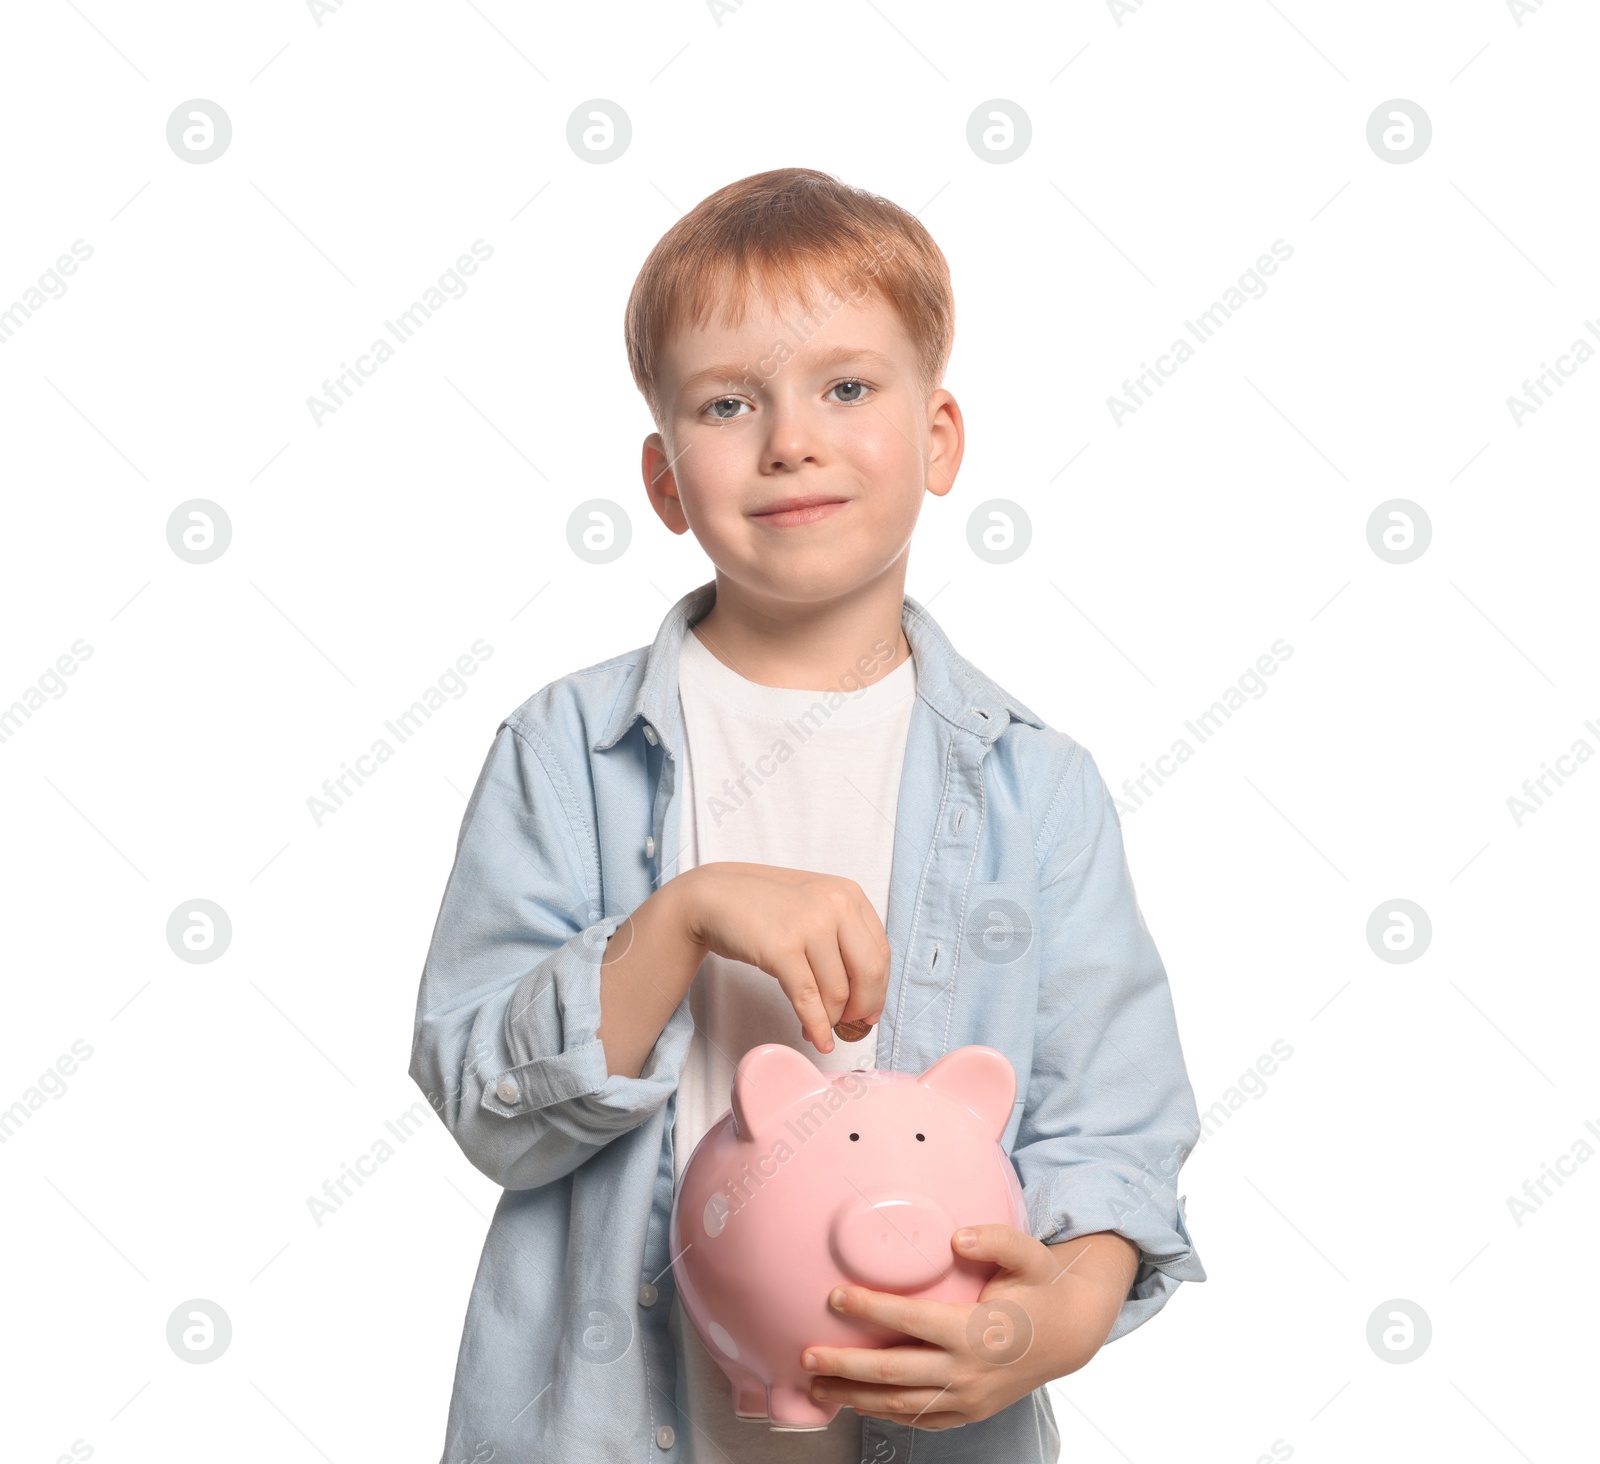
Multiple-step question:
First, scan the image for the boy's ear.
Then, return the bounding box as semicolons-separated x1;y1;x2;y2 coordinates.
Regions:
731;1043;834;1140
923;388;963;498
641;432;691;535
917;1044;1015;1142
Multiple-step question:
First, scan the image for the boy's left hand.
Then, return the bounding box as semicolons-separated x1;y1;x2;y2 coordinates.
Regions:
799;1225;1139;1432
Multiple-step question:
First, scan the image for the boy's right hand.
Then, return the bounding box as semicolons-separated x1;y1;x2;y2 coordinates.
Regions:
674;862;891;1055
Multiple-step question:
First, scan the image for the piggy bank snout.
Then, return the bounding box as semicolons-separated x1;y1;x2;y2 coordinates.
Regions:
829;1196;958;1291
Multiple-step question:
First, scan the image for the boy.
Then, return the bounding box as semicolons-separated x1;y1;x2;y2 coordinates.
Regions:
409;167;1205;1464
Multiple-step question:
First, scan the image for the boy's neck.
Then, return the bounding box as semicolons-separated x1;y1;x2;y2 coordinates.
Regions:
688;567;913;694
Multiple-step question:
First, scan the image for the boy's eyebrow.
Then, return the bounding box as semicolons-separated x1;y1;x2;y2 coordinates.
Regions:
676;346;899;399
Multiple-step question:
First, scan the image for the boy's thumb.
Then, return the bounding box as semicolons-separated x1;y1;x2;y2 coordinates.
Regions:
953;1223;1040;1272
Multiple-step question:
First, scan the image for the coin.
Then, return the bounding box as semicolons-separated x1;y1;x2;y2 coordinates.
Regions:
833;1018;873;1043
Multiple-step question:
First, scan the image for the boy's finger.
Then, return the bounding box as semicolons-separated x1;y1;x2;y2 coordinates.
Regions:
772;954;835;1052
835;905;891;1027
803;932;851;1029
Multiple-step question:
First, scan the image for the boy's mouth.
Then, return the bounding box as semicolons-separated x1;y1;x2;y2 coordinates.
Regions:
750;495;851;527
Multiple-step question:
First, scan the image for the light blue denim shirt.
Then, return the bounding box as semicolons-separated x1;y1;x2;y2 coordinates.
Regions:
409;579;1206;1464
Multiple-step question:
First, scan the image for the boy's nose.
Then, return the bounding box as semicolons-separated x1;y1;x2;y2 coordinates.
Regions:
760;405;820;471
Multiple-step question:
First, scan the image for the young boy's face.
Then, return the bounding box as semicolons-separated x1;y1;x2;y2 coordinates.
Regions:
641;280;962;607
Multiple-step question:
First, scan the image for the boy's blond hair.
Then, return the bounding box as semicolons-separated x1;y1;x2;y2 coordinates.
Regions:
623;167;954;426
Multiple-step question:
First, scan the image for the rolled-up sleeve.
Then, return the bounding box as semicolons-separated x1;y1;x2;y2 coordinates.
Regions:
408;718;680;1192
1011;744;1206;1342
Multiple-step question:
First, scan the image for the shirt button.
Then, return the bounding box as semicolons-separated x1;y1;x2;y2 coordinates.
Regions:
495;1079;520;1104
638;1283;658;1307
655;1425;675;1449
645;835;656;858
643;724;659;746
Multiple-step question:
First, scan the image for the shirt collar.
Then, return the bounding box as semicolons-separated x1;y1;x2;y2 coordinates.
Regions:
592;578;1044;757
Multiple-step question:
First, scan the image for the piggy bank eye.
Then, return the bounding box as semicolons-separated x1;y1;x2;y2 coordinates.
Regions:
916;1133;925;1141
849;1133;859;1141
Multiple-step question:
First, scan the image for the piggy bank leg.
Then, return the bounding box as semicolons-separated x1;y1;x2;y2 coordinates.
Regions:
767;1379;836;1431
726;1363;768;1420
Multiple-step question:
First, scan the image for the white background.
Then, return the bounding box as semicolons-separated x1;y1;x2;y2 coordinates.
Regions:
2;1;1595;1460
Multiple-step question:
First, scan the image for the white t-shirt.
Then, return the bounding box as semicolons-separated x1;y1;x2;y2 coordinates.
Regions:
667;622;917;1462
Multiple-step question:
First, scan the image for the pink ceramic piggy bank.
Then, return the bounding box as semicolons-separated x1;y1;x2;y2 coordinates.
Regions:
670;1042;1028;1431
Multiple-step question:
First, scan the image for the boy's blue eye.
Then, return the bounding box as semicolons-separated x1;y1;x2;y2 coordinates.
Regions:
703;380;871;418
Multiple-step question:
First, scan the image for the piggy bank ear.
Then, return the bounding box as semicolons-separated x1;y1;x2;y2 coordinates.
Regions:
917;1045;1017;1142
731;1043;835;1141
